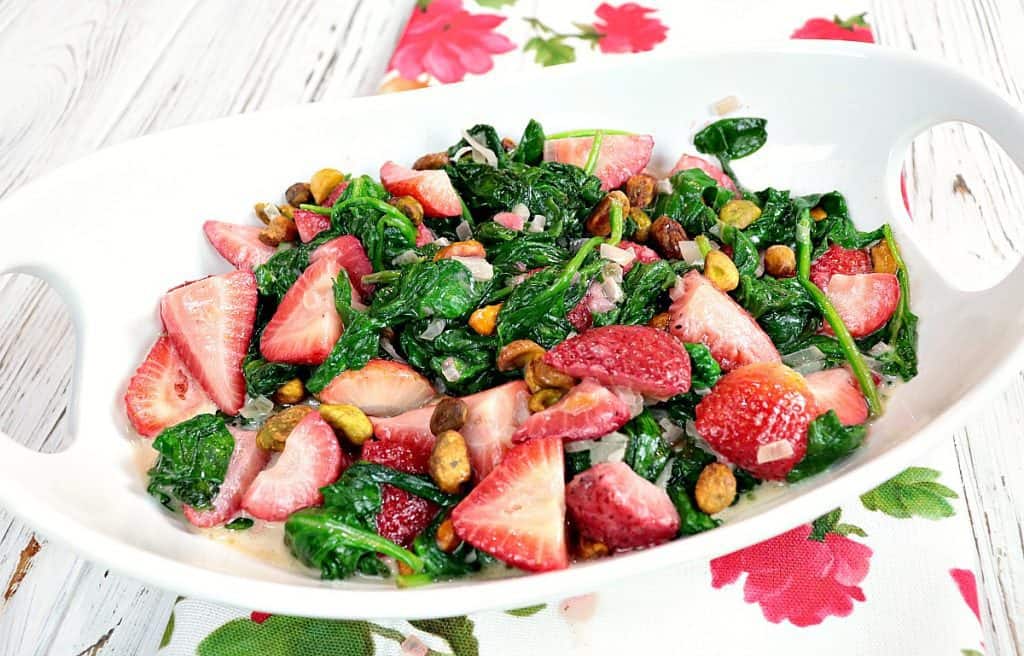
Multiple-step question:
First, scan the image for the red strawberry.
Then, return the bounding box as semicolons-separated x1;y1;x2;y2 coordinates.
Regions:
461;381;531;481
416;223;436;247
804;368;869;426
324;179;350;207
544;325;691;398
695;362;816;480
566;462;679;550
668;271;781;372
823;273;900;338
241;411;346;521
493;211;525;231
543;134;654;191
669;154;738;195
361;436;437;545
160;271;257;415
370;403;437;456
317;359;436;417
617;240;659;273
184;427;270;528
293;209;331;243
380;161;461;217
202;221;277;271
260;258;344;365
512;379;632;444
567;295;594;332
361;435;433;474
309;235;374;299
791;14;874;43
124;336;216;437
810;244;871;289
452;437;568;572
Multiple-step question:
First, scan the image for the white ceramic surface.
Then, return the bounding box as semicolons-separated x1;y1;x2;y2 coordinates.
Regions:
0;41;1022;620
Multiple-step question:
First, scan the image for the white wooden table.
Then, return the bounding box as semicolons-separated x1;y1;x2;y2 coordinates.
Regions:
0;1;1020;654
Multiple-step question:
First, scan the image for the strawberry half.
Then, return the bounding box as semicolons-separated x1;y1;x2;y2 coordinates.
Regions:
810;244;871;289
370;403;437;456
695;362;816;480
124;336;216;437
544;325;691;398
824;273;900;338
160;270;257;415
294;209;331;243
669;271;780;372
804;368;869;426
452;437;568;572
361;437;438;546
184;427;270;528
543;134;654;191
260;257;345;366
309;235;374;299
380;161;462;217
241;411;346;521
566;462;680;550
202;221;277;271
317;359;435;417
461;381;532;481
669;154;738;195
512;379;632;444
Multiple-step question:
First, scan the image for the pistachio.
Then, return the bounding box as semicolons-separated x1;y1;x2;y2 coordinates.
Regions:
429;430;472;494
810;206;828;221
870;241;898;274
274;378;305;405
285;182;313;207
310;168;345;205
764;244;796;278
625;173;657;209
397;560;415;576
528;388;564;413
435;517;459;553
576;535;610;560
258;215;298;246
430;397;469;435
257;406;314;451
468;303;502;336
253;201;276;225
525;359;575;393
586;191;630;237
501;137;517;152
648;312;671;331
630;208;652;242
649;215;688;259
434;240;486;261
496;339;545;371
277;203;295;219
694;462;737;514
412;152;450;171
718;199;762;229
319;404;373;445
388;195;424;225
704;250;739;292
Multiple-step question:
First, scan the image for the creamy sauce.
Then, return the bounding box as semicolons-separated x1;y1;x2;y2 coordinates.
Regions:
200;521;313;574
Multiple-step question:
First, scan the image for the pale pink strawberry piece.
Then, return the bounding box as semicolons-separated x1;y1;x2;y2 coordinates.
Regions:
544;134;654;191
317;359;436;417
566;461;679;550
309;235;374;299
360;436;438;545
415;222;436;247
202;221;277;271
804;368;869;426
668;270;781;372
241;411;345;521
184;427;270;528
512;379;632;444
493;211;525;231
324;179;351;207
260;258;344;366
369;404;437;457
461;381;531;481
294;209;331;243
124;336;216;437
380;161;462;217
810;244;871;289
160;271;257;415
617;240;660;273
669;154;738;195
823;273;900;338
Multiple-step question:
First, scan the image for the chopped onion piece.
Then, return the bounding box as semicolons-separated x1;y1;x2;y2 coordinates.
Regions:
511;203;531;218
677;240;704;265
613;387;645;418
392;250;421;266
658;417;684;443
600;261;623;283
434;237;451;248
263;203;281;221
601;275;624;304
600;243;636;268
380;336;406;363
782;346;827;369
527;214;547;232
869;342;893;357
451;145;473;162
656;178;673;194
440;357;461;382
757;440;794;464
452;256;494;281
455;221;472;241
418;318;446;340
462;129;499;167
712;95;741;116
239;396;274;421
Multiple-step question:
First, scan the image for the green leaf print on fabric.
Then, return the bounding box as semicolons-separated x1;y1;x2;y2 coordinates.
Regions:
504;604;547;617
409;617;479;656
860;467;958;519
475;0;517;8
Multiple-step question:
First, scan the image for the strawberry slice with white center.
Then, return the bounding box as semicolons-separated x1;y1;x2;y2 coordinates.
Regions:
451;437;568;572
823;273;900;338
317;359;436;417
260;258;345;366
124;336;216;437
543;134;654;191
309;235;374;299
460;381;531;481
160;270;257;415
380;161;462;217
810;243;872;290
804;368;869;426
241;411;346;521
184;427;270;528
669;154;738;195
370;403;437;456
512;379;633;444
202;221;277;271
668;270;781;372
293;209;331;243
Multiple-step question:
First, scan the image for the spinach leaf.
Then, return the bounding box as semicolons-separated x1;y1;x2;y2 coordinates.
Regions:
488;235;568;279
254;246;312;301
693;118;768;161
331;195;418;271
401;324;506;394
660;391;703;424
787;411;866;482
322;462;458;509
565;450;592;480
622;411;670;482
684;343;720;390
742;188;796;247
243;358;300;398
809;192;885;252
665;440;720;535
615;260;676;326
147;414;235;511
372;258;488;324
733;274;815;319
400;511;482;586
512;119;545;165
447;123;508;168
876;225;918;380
720;225;759;277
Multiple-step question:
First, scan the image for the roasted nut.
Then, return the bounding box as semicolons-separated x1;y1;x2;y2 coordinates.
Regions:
764;245;796;278
430;397;469;435
810;206;828;221
496;339;545;371
468;303;502;336
434;240;486;261
435;518;459;553
389;195;424;225
501;137;517;152
649;215;687;259
718;199;762;228
257;405;314;451
528;388;564;413
576;535;610;560
625;173;658;209
525;359;575;393
285;182;313;207
704;250;739;292
586;191;630;237
694;462;737;514
871;241;898;274
429;430;472;494
254;201;276;224
310;168;345;204
274;378;305;405
630;208;652;242
413;152;450;170
258;215;298;246
277;203;296;219
648;312;671;331
319;404;373;445
397;561;415;576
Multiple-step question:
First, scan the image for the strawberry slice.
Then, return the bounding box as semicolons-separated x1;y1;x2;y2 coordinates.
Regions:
695;362;816;480
309;235;374;299
543;135;654;191
361;437;438;545
461;381;531;481
544;325;691;398
452;437;568;572
617;240;660;273
512;379;632;444
260;258;344;366
416;223;436;247
360;434;433;474
294;209;331;243
810;244;871;289
202;221;277;271
380;161;462;217
804;368;869;426
369;403;437;456
324;179;350;207
824;273;900;338
317;359;436;417
669;154;738;195
160;271;257;415
184;427;270;528
241;411;346;521
668;270;781;372
566;462;680;550
124;336;217;437
493;211;525;231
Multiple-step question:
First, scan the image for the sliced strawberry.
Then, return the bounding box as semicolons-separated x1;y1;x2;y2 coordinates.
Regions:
324;179;350;207
361;436;438;545
493;211;525;231
370;403;437;456
824;273;900;338
317;359;436;417
294;209;331;243
124;336;216;437
461;381;531;481
416;223;436;247
804;368;869;426
512;379;632;444
669;154;738;195
309;234;375;299
543;135;654;191
184;427;270;528
544;325;691;398
695;362;816;480
567;295;594;332
617;240;660;273
260;258;344;366
380;161;461;217
668;270;781;372
160;271;257;415
202;221;277;271
360;435;433;474
810;244;871;289
241;411;345;521
566;462;679;550
451;437;568;572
